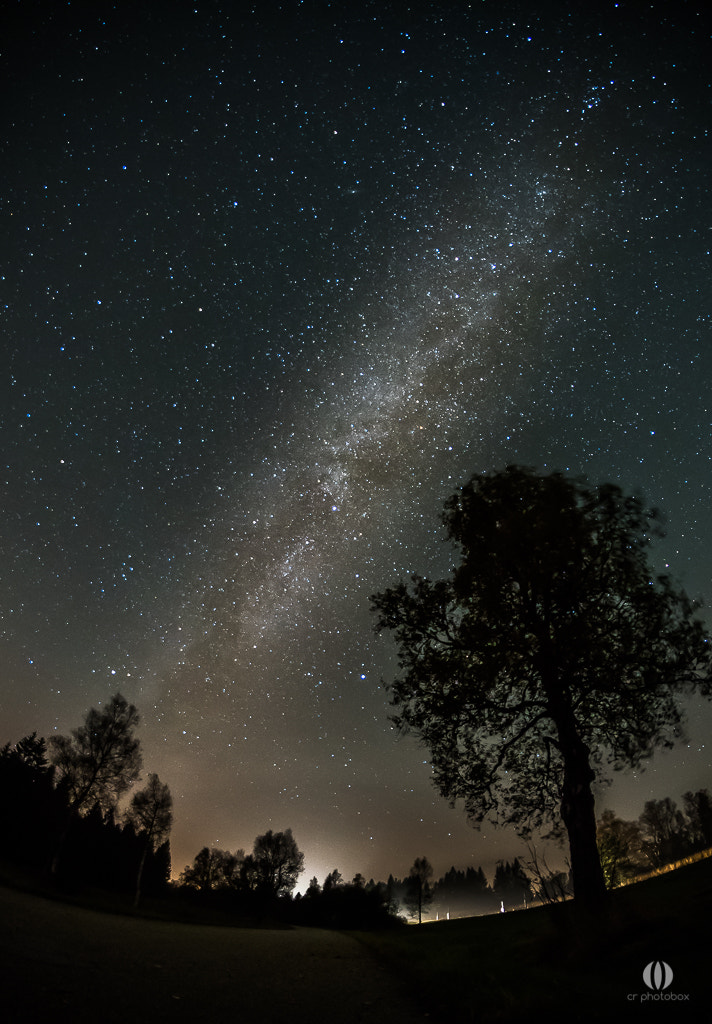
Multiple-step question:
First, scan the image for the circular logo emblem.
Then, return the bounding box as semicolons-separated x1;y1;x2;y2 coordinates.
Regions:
643;961;673;991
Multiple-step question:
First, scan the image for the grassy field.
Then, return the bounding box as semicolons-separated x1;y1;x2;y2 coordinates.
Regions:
1;857;709;1023
0;879;426;1024
355;855;712;1022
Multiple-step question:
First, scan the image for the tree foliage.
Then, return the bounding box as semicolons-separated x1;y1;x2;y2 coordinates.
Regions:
372;466;712;909
180;846;243;892
49;693;142;817
246;828;304;898
682;789;712;852
493;857;532;908
1;701;175;898
638;797;689;868
0;733;57;868
125;773;173;846
596;809;646;888
125;773;173;906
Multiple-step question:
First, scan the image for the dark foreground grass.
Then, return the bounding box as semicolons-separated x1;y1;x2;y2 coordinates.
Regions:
354;855;712;1023
0;879;427;1024
1;858;709;1023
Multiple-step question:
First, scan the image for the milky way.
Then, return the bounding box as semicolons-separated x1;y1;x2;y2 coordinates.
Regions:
2;2;710;885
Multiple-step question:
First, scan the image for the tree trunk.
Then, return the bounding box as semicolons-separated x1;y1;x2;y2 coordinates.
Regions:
134;842;148;908
48;812;74;878
559;735;608;911
547;688;608;912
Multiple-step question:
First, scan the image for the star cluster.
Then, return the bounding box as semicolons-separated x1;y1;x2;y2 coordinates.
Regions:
2;1;710;884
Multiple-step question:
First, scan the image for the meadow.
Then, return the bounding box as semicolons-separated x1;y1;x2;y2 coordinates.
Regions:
359;854;711;1021
1;855;709;1023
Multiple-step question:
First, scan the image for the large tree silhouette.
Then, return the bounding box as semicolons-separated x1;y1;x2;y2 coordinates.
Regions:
48;693;142;875
371;466;712;911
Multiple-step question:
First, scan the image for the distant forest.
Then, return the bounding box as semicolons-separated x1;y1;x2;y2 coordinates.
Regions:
2;703;711;928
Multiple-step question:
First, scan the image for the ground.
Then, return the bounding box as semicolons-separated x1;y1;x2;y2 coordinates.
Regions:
0;884;429;1024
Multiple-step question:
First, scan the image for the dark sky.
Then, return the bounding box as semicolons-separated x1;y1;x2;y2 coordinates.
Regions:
2;0;710;888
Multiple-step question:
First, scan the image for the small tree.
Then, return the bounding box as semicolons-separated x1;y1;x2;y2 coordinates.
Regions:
48;694;142;875
323;868;344;891
682;789;712;852
639;797;689;868
180;846;242;893
248;828;304;898
125;773;173;906
9;732;51;774
304;876;321;899
596;809;646;887
372;467;712;911
404;856;434;924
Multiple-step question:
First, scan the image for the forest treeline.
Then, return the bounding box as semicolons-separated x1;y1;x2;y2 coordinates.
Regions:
0;694;174;910
2;693;711;926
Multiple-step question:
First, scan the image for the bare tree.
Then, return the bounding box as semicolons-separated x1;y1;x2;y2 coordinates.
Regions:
524;845;572;904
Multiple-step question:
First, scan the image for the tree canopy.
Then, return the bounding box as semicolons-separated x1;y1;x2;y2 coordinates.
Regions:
47;693;143;876
371;466;712;909
180;846;242;892
125;773;173;906
49;693;142;817
246;828;304;898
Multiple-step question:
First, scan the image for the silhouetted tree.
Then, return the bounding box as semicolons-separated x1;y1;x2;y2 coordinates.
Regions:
304;876;321;899
10;732;51;773
493;857;532;909
0;733;56;867
372;466;712;912
124;773;173;906
639;797;689;867
524;845;572;904
434;865;494;917
682;789;712;852
247;828;304;898
295;871;397;929
404;856;434;924
596;809;646;887
48;694;142;876
180;846;242;893
49;694;142;817
323;868;344;891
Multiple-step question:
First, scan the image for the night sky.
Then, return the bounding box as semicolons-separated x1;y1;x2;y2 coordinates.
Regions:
2;1;710;889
